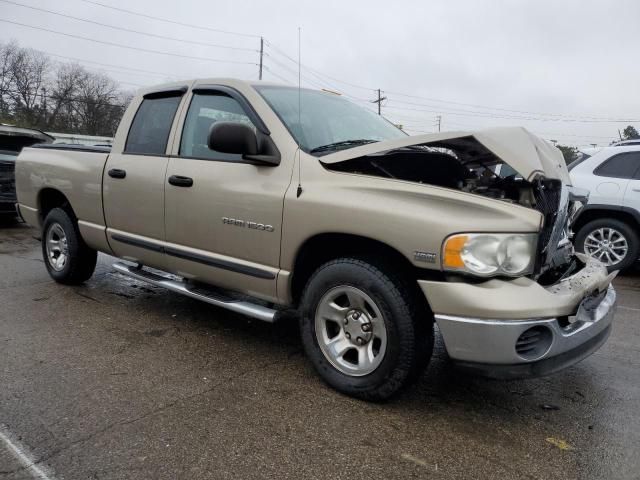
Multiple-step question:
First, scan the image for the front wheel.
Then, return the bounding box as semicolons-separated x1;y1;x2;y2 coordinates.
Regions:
42;208;97;284
299;257;433;401
575;219;639;272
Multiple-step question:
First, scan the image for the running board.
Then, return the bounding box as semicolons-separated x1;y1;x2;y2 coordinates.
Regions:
112;262;279;323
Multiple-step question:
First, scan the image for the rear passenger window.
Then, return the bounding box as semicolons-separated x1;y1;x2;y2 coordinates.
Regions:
125;94;183;155
594;152;640;179
179;92;255;161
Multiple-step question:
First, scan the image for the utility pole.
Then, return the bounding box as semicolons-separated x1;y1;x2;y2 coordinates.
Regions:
436;115;441;132
258;37;264;80
371;89;387;115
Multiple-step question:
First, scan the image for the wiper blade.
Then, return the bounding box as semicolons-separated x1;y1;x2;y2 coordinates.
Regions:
309;139;377;154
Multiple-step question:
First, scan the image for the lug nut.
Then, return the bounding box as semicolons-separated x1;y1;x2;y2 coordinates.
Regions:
353;311;361;319
356;337;365;345
361;323;371;332
343;318;348;325
345;332;351;339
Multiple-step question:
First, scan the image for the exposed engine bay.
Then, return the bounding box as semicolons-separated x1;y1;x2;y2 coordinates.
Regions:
324;135;570;278
324;135;561;209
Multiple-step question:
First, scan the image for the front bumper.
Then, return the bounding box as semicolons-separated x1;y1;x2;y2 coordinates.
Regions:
433;285;616;378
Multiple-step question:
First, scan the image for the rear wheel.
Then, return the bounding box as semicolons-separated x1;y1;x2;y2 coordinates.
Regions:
575;218;639;272
299;257;433;401
42;208;97;284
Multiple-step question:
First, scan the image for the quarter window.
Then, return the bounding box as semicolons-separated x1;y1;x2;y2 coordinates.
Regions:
125;94;182;155
594;152;640;179
179;92;255;161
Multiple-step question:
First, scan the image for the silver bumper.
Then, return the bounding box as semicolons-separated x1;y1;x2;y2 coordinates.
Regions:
435;285;616;376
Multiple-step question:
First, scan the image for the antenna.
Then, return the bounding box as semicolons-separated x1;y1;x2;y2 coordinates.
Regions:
296;27;303;198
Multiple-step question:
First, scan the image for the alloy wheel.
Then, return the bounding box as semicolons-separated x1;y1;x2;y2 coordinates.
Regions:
583;227;628;267
314;285;387;376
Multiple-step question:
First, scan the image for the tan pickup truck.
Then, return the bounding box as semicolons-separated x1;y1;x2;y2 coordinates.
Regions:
16;79;617;400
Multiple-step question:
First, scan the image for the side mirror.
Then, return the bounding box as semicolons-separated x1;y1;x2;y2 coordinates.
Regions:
207;121;280;166
208;121;258;156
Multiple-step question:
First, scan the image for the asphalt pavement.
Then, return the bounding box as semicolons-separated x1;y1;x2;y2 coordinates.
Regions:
1;220;639;480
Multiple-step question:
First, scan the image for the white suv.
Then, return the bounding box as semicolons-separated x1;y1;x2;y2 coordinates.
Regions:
570;146;640;271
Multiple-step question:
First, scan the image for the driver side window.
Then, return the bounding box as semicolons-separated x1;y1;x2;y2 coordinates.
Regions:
179;92;255;161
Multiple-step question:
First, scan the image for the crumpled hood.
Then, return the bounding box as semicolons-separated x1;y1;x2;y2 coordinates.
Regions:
319;126;571;184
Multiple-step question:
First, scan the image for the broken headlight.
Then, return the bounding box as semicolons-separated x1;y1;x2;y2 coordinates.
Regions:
442;233;537;277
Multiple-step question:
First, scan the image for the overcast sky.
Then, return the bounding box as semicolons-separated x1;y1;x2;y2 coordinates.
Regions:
1;0;638;146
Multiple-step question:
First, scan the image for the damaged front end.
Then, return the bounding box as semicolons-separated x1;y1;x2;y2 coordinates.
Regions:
319;127;587;280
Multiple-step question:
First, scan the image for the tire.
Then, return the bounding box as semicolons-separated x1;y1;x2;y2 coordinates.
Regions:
575;218;639;272
299;257;433;401
41;207;97;284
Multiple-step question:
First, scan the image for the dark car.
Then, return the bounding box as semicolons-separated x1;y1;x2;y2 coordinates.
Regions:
0;125;54;219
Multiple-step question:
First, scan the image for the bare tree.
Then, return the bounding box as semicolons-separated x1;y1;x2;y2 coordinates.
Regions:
0;41;19;121
0;40;132;136
6;46;49;127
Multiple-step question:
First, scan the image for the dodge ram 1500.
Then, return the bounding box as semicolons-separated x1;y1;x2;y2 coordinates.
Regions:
16;79;617;400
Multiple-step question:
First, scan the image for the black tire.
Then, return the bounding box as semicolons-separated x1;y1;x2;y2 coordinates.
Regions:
299;257;433;401
575;218;639;272
41;207;97;284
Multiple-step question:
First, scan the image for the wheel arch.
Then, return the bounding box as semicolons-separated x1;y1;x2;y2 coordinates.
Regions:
37;188;76;224
289;232;437;308
573;205;640;234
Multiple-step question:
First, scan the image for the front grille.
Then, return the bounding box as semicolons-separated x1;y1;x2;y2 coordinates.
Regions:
533;182;561;251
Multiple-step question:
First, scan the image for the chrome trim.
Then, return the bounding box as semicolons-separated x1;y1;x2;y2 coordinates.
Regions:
434;286;616;364
113;262;278;323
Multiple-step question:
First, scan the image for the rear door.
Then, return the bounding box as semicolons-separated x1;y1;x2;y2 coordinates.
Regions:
103;89;186;269
587;151;640;207
163;87;291;301
621;152;640;212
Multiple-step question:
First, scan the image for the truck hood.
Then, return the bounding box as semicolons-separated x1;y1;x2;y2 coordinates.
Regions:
319;126;571;184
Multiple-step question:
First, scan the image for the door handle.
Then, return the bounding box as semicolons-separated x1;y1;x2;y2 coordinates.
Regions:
108;168;126;179
168;175;194;187
633;188;640;192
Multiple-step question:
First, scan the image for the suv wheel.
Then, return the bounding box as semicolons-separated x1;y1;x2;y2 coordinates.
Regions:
575;218;639;272
299;257;433;401
42;208;97;284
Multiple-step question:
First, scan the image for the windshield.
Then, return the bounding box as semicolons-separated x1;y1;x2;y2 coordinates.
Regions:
255;86;406;155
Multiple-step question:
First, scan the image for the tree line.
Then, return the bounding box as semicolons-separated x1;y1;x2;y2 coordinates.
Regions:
0;41;132;137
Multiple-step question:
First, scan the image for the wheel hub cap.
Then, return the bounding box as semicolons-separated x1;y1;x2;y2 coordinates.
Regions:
343;309;373;345
45;223;68;272
314;286;387;377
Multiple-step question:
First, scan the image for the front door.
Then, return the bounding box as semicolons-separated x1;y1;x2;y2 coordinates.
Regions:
103;91;185;269
164;88;292;301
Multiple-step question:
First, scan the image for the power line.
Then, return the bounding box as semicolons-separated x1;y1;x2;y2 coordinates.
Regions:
264;39;640;123
387;97;634;122
43;51;173;79
383;103;640;123
78;0;260;39
0;0;258;53
0;18;258;66
264;40;376;91
262;66;293;85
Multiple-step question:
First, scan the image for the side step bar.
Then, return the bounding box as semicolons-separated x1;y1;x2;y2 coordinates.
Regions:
112;262;279;323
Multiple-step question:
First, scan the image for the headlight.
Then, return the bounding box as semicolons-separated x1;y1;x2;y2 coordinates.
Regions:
442;233;537;277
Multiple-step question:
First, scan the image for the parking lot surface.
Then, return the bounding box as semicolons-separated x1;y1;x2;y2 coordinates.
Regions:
1;221;639;480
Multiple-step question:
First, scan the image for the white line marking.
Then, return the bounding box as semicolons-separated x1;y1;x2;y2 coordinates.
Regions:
618;305;640;312
0;425;55;480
